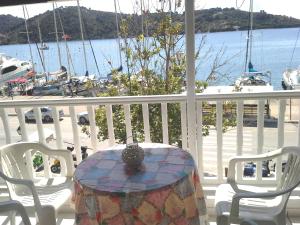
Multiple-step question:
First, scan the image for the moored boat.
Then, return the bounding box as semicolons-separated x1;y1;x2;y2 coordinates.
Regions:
32;84;63;96
282;68;300;90
0;53;33;86
234;0;273;91
235;70;272;88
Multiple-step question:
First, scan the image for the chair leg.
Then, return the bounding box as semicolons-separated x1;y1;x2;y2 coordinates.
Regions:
216;215;229;225
37;206;56;225
9;211;16;225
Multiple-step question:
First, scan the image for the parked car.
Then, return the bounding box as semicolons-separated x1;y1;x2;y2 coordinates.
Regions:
25;107;64;123
77;111;89;124
243;160;271;177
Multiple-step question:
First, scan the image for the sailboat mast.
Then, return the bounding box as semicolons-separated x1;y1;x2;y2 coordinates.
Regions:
37;19;46;73
249;0;254;64
76;0;88;74
22;5;35;72
114;0;122;66
53;3;62;69
55;3;72;80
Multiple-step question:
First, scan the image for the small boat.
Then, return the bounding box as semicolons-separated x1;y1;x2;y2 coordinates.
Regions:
48;66;68;81
32;84;63;96
282;68;300;90
64;74;100;97
0;53;33;86
39;43;49;50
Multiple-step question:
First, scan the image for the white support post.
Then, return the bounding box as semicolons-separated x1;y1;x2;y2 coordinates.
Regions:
185;0;197;162
236;101;244;181
87;105;98;151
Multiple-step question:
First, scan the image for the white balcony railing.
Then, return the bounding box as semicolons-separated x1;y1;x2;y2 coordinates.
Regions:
1;90;300;213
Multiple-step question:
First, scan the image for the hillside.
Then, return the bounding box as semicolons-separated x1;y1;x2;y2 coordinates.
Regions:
0;7;300;45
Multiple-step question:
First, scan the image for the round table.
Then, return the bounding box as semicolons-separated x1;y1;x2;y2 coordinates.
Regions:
73;143;207;225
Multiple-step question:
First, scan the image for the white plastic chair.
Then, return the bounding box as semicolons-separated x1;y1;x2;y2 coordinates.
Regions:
0;142;74;225
0;200;31;225
215;146;300;225
240;220;259;225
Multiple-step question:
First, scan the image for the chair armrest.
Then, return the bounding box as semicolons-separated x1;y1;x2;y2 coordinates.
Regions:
0;200;31;225
230;184;298;220
0;171;41;208
227;148;283;184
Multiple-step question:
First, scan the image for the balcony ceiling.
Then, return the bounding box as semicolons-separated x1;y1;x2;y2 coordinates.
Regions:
0;0;70;7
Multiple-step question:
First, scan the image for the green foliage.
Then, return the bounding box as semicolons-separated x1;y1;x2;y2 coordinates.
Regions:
32;152;43;168
84;1;236;146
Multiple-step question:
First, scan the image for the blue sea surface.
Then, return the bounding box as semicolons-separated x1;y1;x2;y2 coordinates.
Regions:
1;27;300;90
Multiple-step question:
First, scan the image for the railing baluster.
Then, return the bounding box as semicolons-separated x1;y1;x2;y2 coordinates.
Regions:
276;99;286;182
161;103;169;144
16;108;33;179
142;103;151;142
216;101;223;181
87;105;97;151
196;101;203;179
124;104;133;144
51;106;63;148
51;106;66;175
257;100;265;181
181;102;188;150
106;105;115;146
16;108;29;141
236;100;244;181
33;107;50;178
33;107;45;142
70;106;82;164
0;108;12;144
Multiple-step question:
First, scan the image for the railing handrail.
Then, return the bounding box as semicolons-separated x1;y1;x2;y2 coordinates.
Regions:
1;90;300;107
196;90;300;101
0;94;186;107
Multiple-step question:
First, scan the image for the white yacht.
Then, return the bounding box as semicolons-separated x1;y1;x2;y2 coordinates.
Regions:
282;68;300;90
0;53;33;86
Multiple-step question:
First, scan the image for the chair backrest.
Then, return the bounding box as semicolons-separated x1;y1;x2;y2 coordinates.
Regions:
0;142;34;180
277;146;300;207
0;142;46;197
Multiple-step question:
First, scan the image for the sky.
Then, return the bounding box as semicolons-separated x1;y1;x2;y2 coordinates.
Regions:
0;0;299;19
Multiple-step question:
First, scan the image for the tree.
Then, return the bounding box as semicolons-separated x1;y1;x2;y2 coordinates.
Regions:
82;0;236;146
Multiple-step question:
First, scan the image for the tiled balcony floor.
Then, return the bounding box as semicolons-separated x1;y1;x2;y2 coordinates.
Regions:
0;214;300;225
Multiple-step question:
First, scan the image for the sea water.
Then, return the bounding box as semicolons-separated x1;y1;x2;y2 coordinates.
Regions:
1;27;300;90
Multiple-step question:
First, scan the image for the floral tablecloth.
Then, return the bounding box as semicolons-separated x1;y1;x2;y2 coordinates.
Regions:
73;144;207;225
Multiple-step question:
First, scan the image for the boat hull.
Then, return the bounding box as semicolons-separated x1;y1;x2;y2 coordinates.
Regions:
282;69;300;90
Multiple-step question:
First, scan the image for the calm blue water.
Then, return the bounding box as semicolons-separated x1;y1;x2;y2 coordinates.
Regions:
1;27;300;90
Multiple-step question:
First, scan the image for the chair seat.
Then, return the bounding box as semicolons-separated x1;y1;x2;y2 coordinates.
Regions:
13;177;73;210
215;183;283;224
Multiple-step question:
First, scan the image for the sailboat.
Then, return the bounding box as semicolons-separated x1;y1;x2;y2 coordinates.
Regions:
234;0;273;91
32;4;66;96
61;0;100;97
